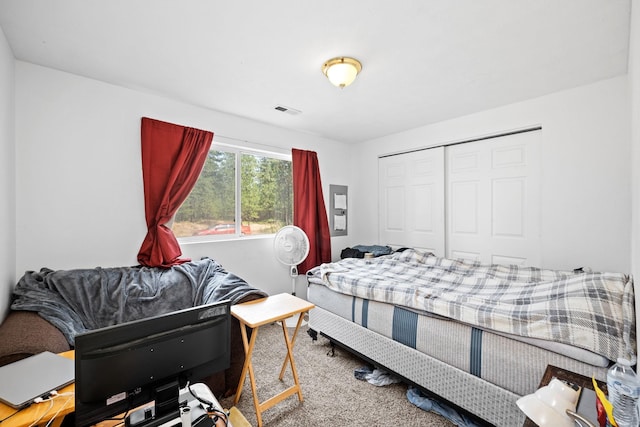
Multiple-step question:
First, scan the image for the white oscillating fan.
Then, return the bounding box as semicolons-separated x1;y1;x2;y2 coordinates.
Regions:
274;225;310;296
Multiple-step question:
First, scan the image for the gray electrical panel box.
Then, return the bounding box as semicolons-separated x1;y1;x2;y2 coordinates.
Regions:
330;184;347;236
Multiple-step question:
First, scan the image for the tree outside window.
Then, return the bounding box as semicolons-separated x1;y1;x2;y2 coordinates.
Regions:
173;147;292;239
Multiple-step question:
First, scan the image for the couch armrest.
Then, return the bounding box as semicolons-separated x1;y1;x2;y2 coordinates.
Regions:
0;311;71;366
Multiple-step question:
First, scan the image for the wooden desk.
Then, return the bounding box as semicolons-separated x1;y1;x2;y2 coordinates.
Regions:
231;293;315;427
0;352;231;427
0;351;75;427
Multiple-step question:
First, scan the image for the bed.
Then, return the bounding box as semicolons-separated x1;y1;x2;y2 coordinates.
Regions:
306;248;637;426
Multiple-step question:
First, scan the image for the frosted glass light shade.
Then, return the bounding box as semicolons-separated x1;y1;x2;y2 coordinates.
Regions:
326;63;358;87
322;57;362;88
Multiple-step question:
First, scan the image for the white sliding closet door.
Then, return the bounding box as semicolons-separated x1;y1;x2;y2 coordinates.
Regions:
378;147;445;255
446;130;541;266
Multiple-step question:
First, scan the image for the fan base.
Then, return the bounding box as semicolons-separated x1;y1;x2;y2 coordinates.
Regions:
283;313;308;328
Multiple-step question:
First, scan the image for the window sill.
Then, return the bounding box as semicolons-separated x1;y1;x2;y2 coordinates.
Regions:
178;233;274;245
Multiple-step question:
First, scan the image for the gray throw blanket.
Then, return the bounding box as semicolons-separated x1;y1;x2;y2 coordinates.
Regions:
11;258;267;346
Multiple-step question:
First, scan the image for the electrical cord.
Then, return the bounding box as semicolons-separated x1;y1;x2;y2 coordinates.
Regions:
205;408;228;427
185;383;229;427
33;390;58;404
28;398;54;427
101;406;130;424
45;393;74;427
27;390;75;427
100;395;139;425
0;407;26;424
0;391;61;425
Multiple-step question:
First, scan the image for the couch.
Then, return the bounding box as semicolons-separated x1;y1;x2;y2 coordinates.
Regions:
0;258;267;398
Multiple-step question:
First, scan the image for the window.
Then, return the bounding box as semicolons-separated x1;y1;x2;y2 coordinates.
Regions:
173;145;293;239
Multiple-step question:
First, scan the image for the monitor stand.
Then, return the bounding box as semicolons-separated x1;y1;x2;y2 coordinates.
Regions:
125;382;215;427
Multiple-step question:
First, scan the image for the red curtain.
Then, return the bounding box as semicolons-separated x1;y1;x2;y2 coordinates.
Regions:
292;148;332;274
137;117;213;268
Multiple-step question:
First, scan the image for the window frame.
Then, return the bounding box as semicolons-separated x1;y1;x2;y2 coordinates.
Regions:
177;140;292;243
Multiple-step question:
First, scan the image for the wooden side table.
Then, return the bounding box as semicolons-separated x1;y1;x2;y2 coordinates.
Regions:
231;293;315;427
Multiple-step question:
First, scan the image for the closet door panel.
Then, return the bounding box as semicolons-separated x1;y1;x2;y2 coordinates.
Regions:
446;131;541;266
447;145;490;262
379;148;445;255
378;129;540;266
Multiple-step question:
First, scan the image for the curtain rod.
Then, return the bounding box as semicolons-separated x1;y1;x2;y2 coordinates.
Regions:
378;126;542;159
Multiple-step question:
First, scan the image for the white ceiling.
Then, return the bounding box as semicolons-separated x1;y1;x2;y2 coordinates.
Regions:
0;0;631;143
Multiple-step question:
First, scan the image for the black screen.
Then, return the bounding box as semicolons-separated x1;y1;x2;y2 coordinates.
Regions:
74;301;230;427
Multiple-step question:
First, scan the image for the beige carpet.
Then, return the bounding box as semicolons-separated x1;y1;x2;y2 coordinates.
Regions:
219;322;455;427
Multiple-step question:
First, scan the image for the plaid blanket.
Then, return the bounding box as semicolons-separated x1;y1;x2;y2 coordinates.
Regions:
308;249;636;363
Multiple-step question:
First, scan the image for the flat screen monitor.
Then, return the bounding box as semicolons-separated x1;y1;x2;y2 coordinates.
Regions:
74;300;231;427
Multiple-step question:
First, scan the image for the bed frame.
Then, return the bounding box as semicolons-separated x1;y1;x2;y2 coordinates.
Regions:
306;249;639;427
309;305;526;427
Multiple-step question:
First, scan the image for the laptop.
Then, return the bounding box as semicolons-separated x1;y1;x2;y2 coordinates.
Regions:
0;351;74;408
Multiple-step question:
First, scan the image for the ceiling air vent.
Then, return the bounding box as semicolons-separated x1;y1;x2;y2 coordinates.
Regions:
274;105;302;116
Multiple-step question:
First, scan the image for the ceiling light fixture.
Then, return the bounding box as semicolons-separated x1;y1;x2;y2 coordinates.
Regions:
321;57;362;88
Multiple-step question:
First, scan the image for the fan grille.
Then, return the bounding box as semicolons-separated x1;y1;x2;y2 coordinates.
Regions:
274;226;310;265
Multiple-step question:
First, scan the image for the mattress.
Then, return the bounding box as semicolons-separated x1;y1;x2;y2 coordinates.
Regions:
307;282;609;397
309;249;636;364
